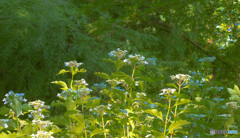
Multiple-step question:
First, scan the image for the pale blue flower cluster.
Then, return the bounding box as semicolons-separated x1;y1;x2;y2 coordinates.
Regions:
123;54;148;65
198;56;216;62
147;58;157;66
64;60;83;67
108;48;128;59
2;91;27;105
93;82;106;89
0;119;9;128
28;100;49;119
206;86;224;92
57;88;92;100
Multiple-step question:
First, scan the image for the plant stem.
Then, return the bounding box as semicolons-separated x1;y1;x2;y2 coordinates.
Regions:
127;111;129;138
102;115;107;138
131;65;136;78
174;83;181;117
164;98;171;136
70;73;74;89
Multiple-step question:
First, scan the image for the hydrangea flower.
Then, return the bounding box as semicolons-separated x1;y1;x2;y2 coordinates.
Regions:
147;58;157;66
75;79;88;86
108;48;128;59
2;91;27;105
170;74;191;82
57;88;92;100
136;92;146;97
198;56;216;62
31;131;54;138
123;54;148;65
106;79;125;86
93;82;106;89
64;60;83;68
159;88;176;95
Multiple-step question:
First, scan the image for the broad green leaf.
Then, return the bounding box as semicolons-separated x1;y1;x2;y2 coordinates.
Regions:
166;83;178;89
57;69;69;75
51;116;69;126
11;98;22;116
78;68;87;73
65;97;76;111
138;81;145;91
111;72;129;79
145;109;163;122
125;109;134;114
173;98;192;107
90;128;105;138
114;60;124;71
86;98;100;109
233;85;240;95
228;88;236;95
168;120;190;134
22;124;34;135
94;72;109;79
0;106;10;115
69;114;84;124
51;81;68;90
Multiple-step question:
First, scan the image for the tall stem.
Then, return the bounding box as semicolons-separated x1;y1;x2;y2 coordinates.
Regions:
102;115;107;138
164;98;171;135
174;82;181;117
70;73;74;89
127;111;129;138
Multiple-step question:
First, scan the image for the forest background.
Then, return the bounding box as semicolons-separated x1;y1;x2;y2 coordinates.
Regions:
0;0;239;104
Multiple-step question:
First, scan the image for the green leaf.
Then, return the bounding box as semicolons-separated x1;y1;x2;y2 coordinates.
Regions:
233;85;240;95
69;114;85;134
11;98;22;116
78;68;87;73
51;116;69;126
90;128;105;138
65;97;76;111
145;109;163;122
51;81;68;90
168;120;190;134
173;98;192;107
22;124;34;135
0;106;10;115
111;72;129;79
57;69;69;75
94;72;109;79
228;88;236;95
114;60;124;71
166;83;178;89
69;114;84;124
138;81;145;91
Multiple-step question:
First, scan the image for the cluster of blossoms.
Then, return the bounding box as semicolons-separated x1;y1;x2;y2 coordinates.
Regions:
57;88;92;100
147;58;157;66
31;131;53;138
106;79;125;86
28;100;50;119
198;56;216;62
64;60;83;68
109;48;128;59
136;92;146;98
0;119;9;128
170;74;191;82
226;102;239;109
93;82;106;89
123;54;148;65
29;100;54;137
206;86;224;92
159;88;176;95
90;105;107;116
2;91;27;105
75;79;88;86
